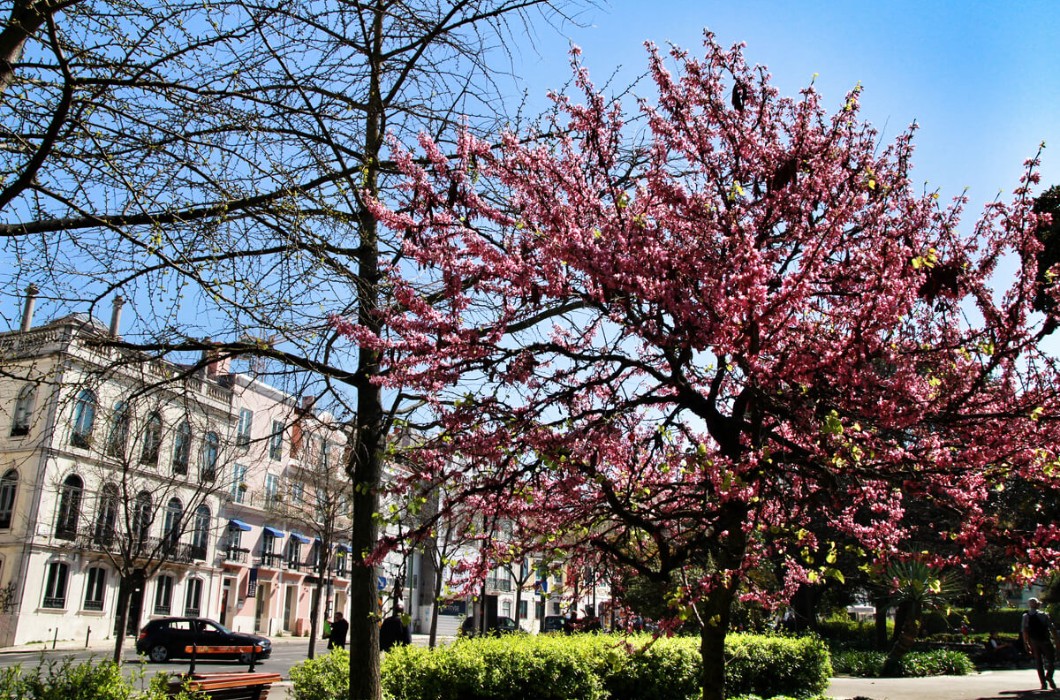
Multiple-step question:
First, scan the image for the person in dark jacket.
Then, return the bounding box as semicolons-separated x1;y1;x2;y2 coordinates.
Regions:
1022;598;1057;690
380;601;411;652
328;611;349;650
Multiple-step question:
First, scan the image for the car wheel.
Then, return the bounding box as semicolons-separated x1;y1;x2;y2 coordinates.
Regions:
148;644;169;663
238;650;255;664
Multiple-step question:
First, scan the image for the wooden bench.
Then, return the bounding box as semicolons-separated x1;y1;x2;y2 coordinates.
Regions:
167;672;283;700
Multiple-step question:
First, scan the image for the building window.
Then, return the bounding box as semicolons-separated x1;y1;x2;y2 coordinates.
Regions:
153;576;173;615
132;491;152;550
518;600;528;620
105;401;130;458
70;389;97;448
264;474;279;507
0;469;17;529
229;464;247;504
140;412;162;466
55;474;83;540
43;562;69;608
83;566;106;611
236;409;253;449
502;600;512;618
321;439;332;470
290;481;304;506
93;483;119;547
191;505;210;559
184;577;203;616
200;431;219;482
269;420;284;461
11;384;35;437
172;421;191;475
162;497;183;550
284;538;301;569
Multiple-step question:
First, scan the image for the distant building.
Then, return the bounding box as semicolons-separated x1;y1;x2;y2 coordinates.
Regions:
0;292;608;646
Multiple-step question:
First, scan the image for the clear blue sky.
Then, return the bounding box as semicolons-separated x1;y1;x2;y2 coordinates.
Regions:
515;0;1060;215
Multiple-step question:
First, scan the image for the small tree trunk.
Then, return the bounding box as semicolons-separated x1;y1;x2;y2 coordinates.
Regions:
873;594;889;650
307;568;327;659
113;579;130;663
428;558;444;648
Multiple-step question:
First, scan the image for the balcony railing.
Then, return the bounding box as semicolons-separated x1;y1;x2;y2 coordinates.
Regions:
225;547;250;563
74;529;200;564
259;552;283;568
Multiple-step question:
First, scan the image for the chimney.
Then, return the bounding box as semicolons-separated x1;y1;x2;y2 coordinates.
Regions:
301;395;316;411
20;284;38;332
202;340;231;378
109;295;124;337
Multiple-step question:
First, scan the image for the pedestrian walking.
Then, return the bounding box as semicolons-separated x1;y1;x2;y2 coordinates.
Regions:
380;601;411;652
1022;597;1057;690
328;611;349;650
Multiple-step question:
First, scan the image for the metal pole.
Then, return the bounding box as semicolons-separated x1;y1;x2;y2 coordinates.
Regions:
85;626;91;649
52;627;58;649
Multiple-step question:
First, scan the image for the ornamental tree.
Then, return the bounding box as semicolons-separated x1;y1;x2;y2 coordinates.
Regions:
340;34;1060;699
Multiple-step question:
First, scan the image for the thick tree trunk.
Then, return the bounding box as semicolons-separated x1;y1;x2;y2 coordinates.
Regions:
348;6;385;698
884;602;921;676
699;586;737;700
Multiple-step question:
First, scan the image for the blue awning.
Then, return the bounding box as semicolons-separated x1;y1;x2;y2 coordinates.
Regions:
228;519;252;532
289;532;310;544
263;526;285;538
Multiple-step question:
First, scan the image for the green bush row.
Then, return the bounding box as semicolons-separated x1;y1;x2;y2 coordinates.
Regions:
291;633;831;700
831;649;975;677
0;658;199;700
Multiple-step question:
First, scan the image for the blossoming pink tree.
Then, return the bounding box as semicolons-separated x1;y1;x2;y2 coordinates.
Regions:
338;34;1060;698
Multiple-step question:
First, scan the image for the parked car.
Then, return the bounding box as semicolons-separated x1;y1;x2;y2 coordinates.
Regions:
459;615;518;636
136;617;272;663
542;615;566;633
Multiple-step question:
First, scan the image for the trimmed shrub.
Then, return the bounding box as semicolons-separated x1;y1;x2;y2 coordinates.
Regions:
725;635;832;699
832;648;975;677
0;658;195;700
289;648;350;700
372;633;831;700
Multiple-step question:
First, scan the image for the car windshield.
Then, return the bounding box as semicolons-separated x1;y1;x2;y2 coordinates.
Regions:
203;620;233;635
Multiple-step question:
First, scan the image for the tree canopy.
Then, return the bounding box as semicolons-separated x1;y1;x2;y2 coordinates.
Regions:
344;34;1060;699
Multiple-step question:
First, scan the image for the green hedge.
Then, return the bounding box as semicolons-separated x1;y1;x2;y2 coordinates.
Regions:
831;649;975;677
291;633;831;700
0;658;197;700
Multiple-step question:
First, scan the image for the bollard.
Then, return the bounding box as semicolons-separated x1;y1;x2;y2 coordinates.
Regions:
248;645;257;673
85;626;91;649
52;627;58;650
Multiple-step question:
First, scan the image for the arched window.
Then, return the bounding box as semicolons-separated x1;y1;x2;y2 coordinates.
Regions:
132;491;152;550
172;421;191;475
93;483;119;547
200;431;219;482
184;577;204;616
191;504;210;559
105;401;130;458
42;561;69;608
10;384;35;437
162;497;183;549
0;469;17;530
70;390;97;448
140;412;162;466
55;474;83;540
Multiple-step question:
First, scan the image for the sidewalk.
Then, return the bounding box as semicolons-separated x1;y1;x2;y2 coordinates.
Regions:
830;668;1057;700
